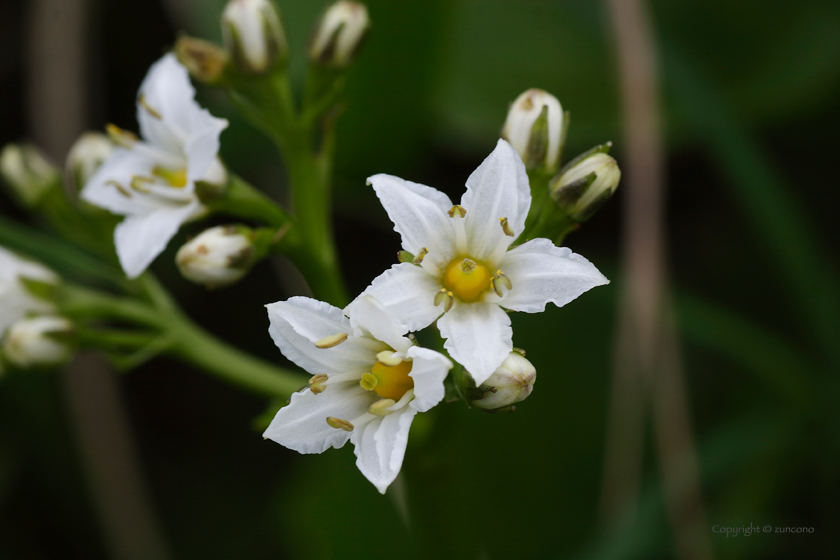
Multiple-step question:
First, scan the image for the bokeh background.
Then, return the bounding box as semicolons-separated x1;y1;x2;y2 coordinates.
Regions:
1;0;839;558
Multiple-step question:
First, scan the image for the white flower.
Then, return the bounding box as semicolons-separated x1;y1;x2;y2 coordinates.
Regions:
351;139;609;384
3;316;74;369
81;53;229;279
0;246;57;337
263;295;453;493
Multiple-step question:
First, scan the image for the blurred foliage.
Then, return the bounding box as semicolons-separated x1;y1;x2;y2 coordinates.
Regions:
1;0;839;559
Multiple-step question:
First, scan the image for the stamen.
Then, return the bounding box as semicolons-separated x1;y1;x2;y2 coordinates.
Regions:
448;205;467;218
397;250;415;263
375;350;403;366
412;247;429;265
309;374;328;394
326;417;354;432
360;372;378;391
314;333;348;348
433;289;455;312
130;175;154;194
500;217;515;237
106;124;139;148
368;399;396;416
490;270;513;297
106;180;132;198
495;270;513;290
138;93;163;120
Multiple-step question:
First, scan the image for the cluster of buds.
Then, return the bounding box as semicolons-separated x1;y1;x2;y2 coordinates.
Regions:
0;143;59;208
502;89;621;225
460;350;537;412
175;0;371;92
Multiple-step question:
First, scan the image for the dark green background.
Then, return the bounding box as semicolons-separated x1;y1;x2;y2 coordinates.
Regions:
1;0;838;558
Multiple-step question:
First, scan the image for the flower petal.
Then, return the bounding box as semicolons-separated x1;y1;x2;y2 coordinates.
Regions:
498;238;609;313
136;54;195;153
351;263;443;333
266;297;378;375
263;382;373;454
352;406;416;494
437;301;512;385
461;139;531;264
367;173;455;269
406;346;452;412
114;200;200;279
185;104;228;184
348;295;411;354
81;147;169;216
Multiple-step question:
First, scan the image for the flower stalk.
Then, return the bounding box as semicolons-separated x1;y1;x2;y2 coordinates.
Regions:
57;278;305;397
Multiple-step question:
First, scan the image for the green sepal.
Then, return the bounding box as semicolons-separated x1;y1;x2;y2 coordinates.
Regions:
552;172;597;208
524;105;550;170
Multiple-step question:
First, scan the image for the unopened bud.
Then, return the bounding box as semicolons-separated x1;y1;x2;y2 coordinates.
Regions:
471;352;536;411
65;132;114;196
0;143;59;207
222;0;288;74
176;225;254;286
550;144;620;222
501;89;565;172
3;316;74;369
309;1;370;68
174;36;227;84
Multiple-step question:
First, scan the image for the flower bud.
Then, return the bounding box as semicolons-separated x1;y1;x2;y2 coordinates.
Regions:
176;225;255;286
309;1;370;68
0;143;59;207
471;351;536;411
65;132;114;196
222;0;288;74
550;144;621;222
3;316;74;369
502;89;565;172
174;36;228;84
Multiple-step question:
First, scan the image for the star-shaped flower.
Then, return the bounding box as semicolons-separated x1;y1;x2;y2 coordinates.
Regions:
263;295;452;493
0;246;57;337
81;53;228;279
351;139;609;384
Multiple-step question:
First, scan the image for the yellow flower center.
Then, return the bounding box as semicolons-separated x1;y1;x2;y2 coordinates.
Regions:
367;359;414;401
152;166;188;187
442;257;493;302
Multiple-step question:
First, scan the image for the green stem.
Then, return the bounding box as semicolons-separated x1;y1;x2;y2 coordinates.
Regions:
225;65;350;307
171;320;304;397
59;283;306;398
282;127;349;307
209;174;293;229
